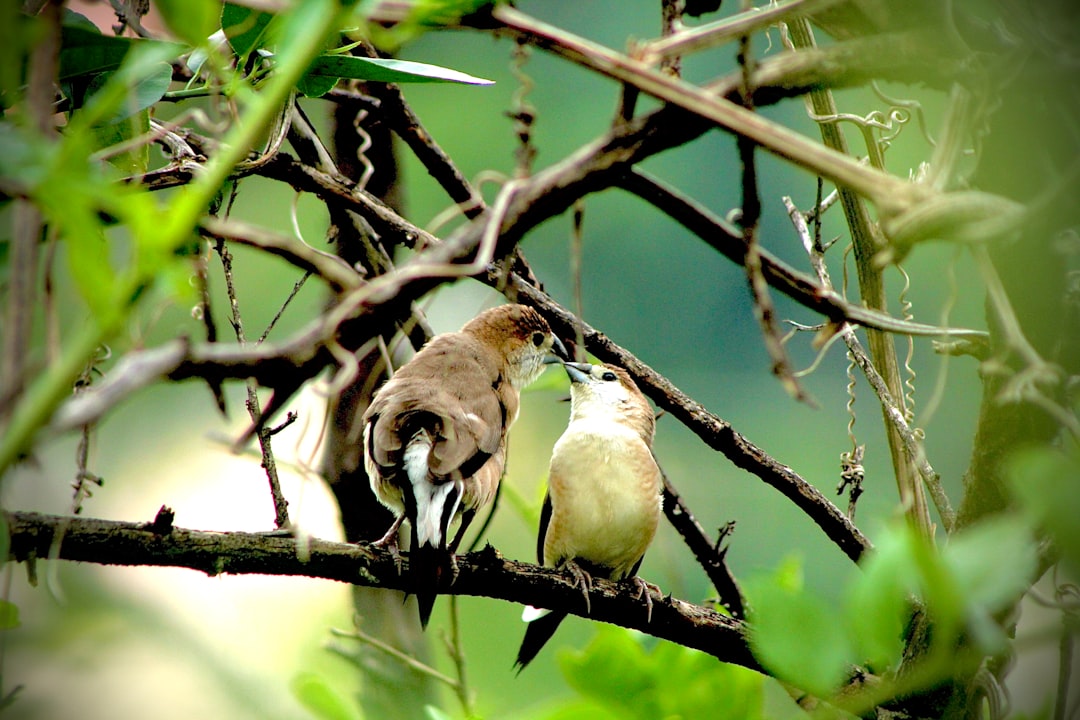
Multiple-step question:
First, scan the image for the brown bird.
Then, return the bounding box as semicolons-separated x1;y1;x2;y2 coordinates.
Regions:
515;362;663;671
362;304;568;627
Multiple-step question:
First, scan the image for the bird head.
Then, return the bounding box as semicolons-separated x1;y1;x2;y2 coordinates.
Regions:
462;304;569;389
563;362;656;442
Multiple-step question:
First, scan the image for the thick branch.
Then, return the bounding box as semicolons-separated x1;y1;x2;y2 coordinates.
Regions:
253;154;984;342
7;511;759;671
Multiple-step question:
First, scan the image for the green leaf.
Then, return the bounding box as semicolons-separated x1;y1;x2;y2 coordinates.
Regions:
422;706;452;720
290;672;361;720
1008;446;1080;573
69;41;184;129
558;627;659;718
59;15;183;83
296;72;339;98
553;627;764;720
222;3;274;59
942;514;1037;652
304;54;494;85
845;524;920;671
60;23;133;80
651;641;764;720
85;61;172;124
62;8;100;33
944;515;1036;615
0;600;18;631
400;0;498;26
539;700;624;720
90;109;151;174
0;121;52;189
747;556;853;697
156;0;219;46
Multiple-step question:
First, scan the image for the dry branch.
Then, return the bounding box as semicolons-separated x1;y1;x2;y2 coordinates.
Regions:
6;510;760;671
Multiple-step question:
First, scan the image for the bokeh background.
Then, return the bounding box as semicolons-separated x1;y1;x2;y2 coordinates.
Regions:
3;1;1062;718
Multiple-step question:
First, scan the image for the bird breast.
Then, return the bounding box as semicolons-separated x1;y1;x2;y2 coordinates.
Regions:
545;420;661;579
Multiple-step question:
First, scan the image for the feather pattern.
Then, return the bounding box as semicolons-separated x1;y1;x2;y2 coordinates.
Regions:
362;304;566;628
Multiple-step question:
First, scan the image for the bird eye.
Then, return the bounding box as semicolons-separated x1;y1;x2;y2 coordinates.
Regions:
601;371;617;381
531;331;545;347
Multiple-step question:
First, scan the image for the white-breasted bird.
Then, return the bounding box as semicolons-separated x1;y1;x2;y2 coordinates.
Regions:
515;361;663;671
362;304;568;627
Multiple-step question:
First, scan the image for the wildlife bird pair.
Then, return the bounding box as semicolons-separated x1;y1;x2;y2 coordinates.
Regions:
361;304;663;670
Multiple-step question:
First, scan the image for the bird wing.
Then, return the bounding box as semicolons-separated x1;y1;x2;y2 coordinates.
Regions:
364;336;507;482
537;492;552;566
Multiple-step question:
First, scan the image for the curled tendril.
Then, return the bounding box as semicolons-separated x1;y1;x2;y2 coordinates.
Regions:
351;107;376;192
897;264;917;424
871;80;936;147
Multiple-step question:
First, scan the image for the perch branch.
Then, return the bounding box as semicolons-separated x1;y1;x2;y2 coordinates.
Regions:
6;511;759;671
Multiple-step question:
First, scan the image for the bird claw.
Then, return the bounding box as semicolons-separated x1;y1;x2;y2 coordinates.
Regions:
371;517;405;575
629;577;661;624
563;560;594;615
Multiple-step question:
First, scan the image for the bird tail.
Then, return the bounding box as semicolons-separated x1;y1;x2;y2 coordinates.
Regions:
514;610;567;673
410;538;451;629
403;429;462;628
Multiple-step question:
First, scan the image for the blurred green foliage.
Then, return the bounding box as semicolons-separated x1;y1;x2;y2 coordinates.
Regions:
2;1;1074;719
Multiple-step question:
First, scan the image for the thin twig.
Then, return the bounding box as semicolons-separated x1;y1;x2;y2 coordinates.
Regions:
661;472;745;618
736;17;809;403
199;217;361;292
617;169;985;341
784;195;955;531
214;236;292;530
784;17;933;536
330;627;460;689
443;597;474;717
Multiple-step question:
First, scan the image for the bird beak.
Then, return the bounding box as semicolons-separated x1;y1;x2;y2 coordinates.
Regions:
563;362;592;384
545;335;570;364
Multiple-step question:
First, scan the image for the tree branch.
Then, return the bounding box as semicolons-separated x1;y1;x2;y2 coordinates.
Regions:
7;511;760;671
617;170;985;340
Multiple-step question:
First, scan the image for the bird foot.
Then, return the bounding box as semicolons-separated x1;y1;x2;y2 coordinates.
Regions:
371;517;405;574
628;577;661;624
562;560;594;615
